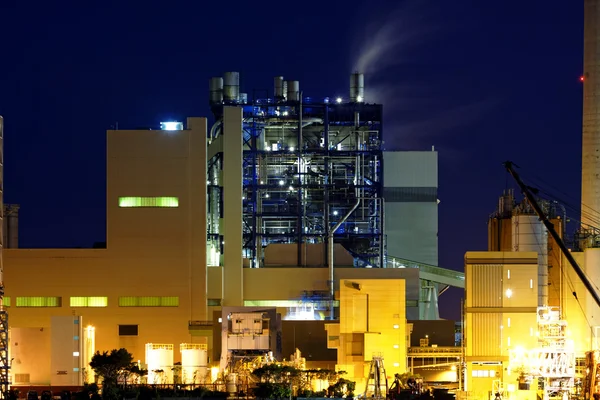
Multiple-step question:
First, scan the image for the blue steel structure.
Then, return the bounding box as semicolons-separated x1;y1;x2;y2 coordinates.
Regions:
208;72;384;269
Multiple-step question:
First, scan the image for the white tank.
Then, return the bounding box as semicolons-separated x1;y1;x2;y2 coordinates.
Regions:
226;373;238;394
512;214;548;306
145;343;174;384
274;76;286;100
286;80;300;102
180;343;208;384
223;72;240;103
209;77;223;105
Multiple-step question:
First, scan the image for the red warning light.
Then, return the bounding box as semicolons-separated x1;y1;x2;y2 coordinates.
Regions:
581;75;585;82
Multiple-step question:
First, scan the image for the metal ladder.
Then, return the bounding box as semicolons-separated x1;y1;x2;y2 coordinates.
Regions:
364;354;388;399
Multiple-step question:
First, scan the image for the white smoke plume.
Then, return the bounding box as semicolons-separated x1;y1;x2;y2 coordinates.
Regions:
350;1;498;152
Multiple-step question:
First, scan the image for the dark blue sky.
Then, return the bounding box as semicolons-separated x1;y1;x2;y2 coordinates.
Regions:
0;1;584;319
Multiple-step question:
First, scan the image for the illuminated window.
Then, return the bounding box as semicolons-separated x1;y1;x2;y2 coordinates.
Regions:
70;297;108;307
507;317;511;327
2;297;10;307
208;299;222;306
118;296;179;307
16;297;61;307
118;197;179;208
507;270;510;279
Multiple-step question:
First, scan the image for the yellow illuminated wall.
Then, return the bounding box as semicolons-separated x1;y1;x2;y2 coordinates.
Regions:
328;279;406;393
4;117;209;384
464;251;538;395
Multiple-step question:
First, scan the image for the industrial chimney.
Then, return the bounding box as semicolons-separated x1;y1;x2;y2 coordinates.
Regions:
582;0;600;231
350;72;364;103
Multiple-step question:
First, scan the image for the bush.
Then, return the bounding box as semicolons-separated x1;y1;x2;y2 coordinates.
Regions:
253;382;291;399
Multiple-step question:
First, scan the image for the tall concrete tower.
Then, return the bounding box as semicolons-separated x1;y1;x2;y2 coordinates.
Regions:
582;0;600;230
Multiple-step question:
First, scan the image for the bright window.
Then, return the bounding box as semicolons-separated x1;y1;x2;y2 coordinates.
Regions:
118;296;179;307
16;297;62;307
118;197;179;208
70;297;108;307
2;297;10;307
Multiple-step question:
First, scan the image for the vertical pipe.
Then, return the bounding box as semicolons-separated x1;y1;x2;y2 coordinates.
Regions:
297;93;303;266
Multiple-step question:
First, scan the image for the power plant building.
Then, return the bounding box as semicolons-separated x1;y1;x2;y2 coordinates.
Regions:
1;72;462;386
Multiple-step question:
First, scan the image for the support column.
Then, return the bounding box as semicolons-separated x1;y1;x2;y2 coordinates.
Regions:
222;107;244;306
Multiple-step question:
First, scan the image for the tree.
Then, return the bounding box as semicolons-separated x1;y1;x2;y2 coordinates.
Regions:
89;348;135;398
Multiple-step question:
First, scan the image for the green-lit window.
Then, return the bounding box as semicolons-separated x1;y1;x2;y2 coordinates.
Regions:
70;297;108;307
207;299;222;306
118;197;179;208
118;296;179;307
2;297;10;307
16;297;62;307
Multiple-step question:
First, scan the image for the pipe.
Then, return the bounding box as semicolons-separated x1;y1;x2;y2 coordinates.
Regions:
329;198;361;320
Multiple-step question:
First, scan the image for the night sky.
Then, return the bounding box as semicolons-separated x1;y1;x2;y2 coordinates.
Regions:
0;1;584;320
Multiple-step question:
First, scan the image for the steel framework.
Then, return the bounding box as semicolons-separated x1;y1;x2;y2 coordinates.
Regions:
208;74;384;269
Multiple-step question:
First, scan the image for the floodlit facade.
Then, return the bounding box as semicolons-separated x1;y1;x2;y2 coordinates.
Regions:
2;72;459;386
464;251;539;396
325;279;407;394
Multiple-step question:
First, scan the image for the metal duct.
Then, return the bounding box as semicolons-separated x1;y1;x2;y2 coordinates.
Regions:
274;76;285;100
209;77;223;105
223;72;240;103
350;72;364;102
286;80;300;102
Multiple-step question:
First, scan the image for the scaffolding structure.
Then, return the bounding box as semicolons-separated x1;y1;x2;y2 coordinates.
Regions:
208;72;384;269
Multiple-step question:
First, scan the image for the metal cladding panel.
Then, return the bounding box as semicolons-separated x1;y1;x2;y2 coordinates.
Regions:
582;0;600;227
471;313;502;357
382;151;437;188
469;264;502;308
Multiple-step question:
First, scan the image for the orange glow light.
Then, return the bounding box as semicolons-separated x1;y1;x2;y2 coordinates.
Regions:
581;76;585;82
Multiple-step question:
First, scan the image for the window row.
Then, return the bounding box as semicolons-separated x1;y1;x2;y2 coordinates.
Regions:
2;296;180;308
118;197;179;208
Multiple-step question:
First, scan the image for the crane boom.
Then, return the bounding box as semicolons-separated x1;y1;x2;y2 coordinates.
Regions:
504;161;600;309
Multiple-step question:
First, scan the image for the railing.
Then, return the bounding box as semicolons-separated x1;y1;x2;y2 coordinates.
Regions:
188;320;213;329
386;255;465;282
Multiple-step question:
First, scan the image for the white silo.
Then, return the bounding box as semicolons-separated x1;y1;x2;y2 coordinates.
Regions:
145;343;174;384
512;212;548;306
180;343;208;384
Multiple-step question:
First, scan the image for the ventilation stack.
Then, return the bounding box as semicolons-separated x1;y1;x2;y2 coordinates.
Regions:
582;0;600;233
350;72;364;103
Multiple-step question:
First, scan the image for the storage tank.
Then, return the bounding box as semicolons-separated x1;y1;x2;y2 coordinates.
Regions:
286;80;300;102
209;77;223;105
145;343;174;384
512;214;548;306
180;343;208;384
350;72;365;102
223;72;240;103
274;76;286;101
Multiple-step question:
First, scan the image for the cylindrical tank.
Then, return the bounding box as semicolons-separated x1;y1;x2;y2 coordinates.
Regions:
226;373;238;394
274;76;285;100
223;72;240;103
286;80;300;102
145;343;174;384
512;214;548;306
350;72;365;102
180;344;208;384
209;77;223;105
239;93;248;104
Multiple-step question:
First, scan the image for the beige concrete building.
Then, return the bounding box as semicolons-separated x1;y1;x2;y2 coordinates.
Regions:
3;110;460;386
